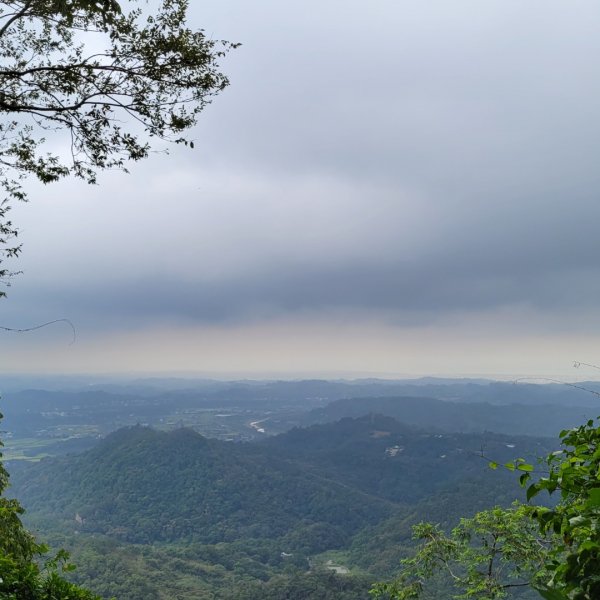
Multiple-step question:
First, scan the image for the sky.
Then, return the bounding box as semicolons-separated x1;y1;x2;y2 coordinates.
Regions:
2;0;600;379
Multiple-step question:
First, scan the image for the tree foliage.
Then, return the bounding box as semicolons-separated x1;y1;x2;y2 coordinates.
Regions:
521;419;600;600
0;0;235;295
0;411;101;599
372;416;600;600
370;505;552;600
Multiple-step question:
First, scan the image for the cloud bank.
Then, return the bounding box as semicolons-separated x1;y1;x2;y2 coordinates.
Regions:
2;0;600;376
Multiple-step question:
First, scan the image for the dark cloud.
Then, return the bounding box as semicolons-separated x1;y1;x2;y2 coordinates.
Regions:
12;243;600;332
4;0;600;353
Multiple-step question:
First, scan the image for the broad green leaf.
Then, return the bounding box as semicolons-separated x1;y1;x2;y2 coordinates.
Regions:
517;463;534;472
568;515;590;527
536;588;569;600
586;487;600;508
527;484;540;502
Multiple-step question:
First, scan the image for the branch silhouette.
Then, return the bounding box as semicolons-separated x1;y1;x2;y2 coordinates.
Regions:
0;319;76;345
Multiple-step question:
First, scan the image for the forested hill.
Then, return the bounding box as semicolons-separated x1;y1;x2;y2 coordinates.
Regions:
305;396;592;436
8;415;558;599
11;424;392;546
257;414;555;503
13;415;554;544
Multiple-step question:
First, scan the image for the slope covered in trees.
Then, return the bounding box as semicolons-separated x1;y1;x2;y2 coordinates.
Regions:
12;423;393;545
9;415;558;599
305;396;595;437
0;418;100;599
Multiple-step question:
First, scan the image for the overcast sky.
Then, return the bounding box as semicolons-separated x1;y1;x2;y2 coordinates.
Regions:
2;0;600;379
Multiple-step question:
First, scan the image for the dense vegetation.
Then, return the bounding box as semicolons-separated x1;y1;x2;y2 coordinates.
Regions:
259;415;553;504
6;377;600;598
9;414;558;599
369;416;600;599
0;418;100;599
13;424;392;545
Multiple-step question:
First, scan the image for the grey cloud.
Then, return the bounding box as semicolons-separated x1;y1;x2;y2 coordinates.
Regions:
11;244;600;332
192;0;600;189
5;0;600;343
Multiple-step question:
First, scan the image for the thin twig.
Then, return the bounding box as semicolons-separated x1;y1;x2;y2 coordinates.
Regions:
573;361;600;372
513;377;600;399
0;318;76;345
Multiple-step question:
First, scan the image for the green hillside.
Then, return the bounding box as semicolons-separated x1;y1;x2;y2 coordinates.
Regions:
260;414;554;503
13;425;393;547
10;416;556;599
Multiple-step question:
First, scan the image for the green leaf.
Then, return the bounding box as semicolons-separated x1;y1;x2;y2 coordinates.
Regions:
536;588;569;600
568;515;590;528
586;487;600;507
578;540;600;551
517;463;534;472
527;484;539;501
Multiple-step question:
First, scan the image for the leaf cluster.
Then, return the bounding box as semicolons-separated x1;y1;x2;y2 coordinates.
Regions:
0;0;235;294
520;419;600;599
370;505;551;600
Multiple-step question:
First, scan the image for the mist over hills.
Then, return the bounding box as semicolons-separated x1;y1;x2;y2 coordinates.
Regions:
4;375;600;404
2;378;597;450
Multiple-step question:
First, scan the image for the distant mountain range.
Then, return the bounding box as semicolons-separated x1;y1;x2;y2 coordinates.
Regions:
3;378;599;444
304;395;594;437
4;375;600;404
